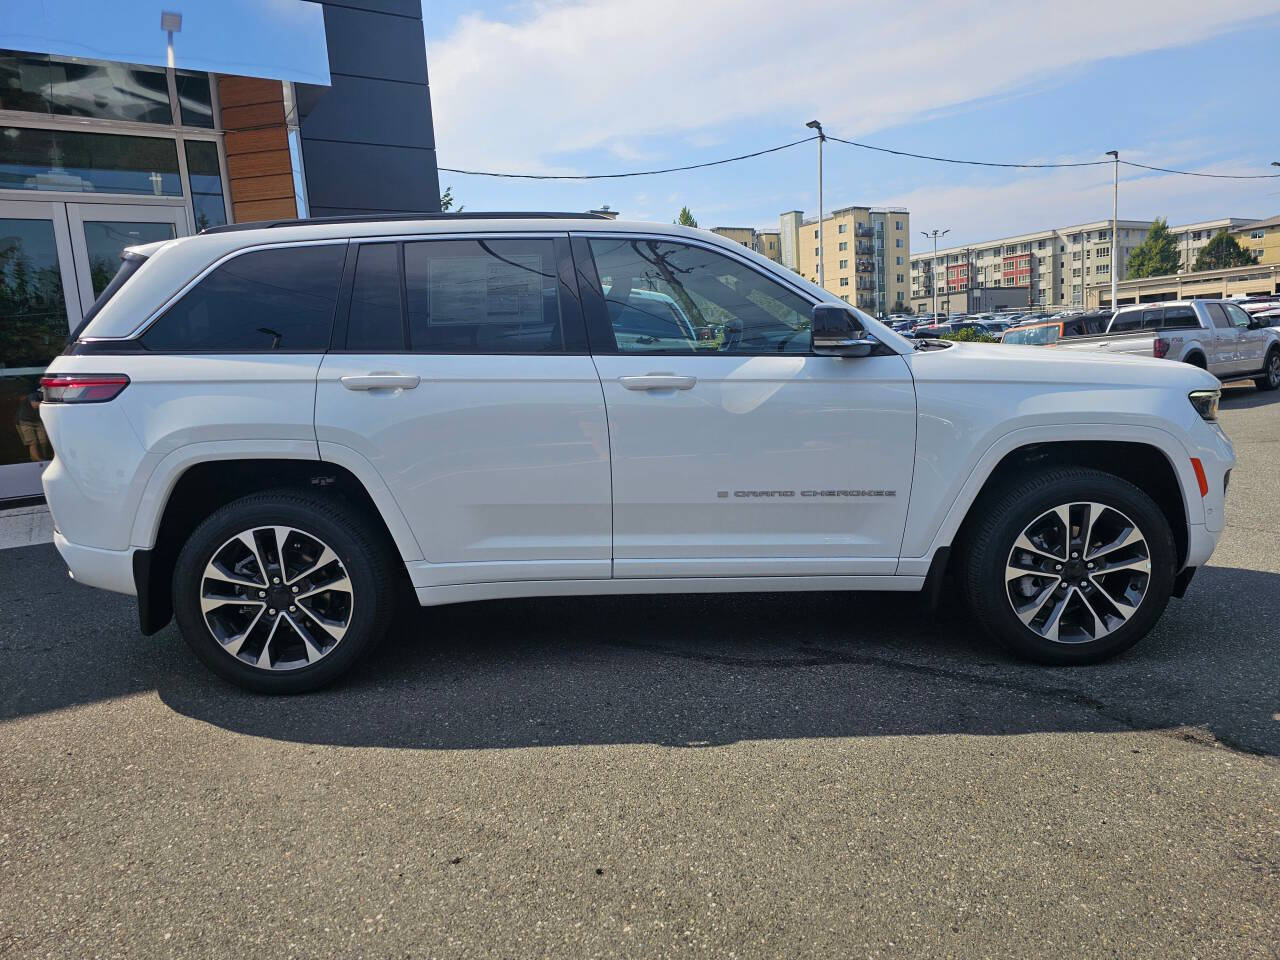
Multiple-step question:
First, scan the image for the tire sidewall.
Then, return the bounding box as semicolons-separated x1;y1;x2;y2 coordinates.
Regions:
975;474;1176;664
173;494;389;693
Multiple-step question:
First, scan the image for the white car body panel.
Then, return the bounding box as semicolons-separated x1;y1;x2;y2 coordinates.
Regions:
592;352;916;577
40;218;1236;617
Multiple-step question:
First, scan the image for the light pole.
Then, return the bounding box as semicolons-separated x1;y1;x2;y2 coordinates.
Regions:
1106;151;1118;311
161;11;182;69
921;228;949;318
806;120;825;288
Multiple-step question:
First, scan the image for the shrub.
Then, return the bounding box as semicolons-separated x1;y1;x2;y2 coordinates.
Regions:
938;327;999;343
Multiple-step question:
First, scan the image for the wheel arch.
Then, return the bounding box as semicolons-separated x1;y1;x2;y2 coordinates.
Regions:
136;458;413;635
950;440;1189;574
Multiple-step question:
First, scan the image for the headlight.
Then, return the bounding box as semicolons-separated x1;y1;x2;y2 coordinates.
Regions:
1188;389;1220;422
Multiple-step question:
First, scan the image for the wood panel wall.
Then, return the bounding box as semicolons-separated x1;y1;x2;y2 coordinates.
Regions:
216;76;298;223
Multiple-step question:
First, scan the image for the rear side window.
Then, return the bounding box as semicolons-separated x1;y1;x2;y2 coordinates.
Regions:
70;251;147;341
403;238;575;353
1141;309;1163;329
1161;306;1198;329
141;244;346;352
1110;310;1142;332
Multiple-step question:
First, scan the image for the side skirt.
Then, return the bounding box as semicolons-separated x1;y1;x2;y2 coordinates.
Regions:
415;574;926;608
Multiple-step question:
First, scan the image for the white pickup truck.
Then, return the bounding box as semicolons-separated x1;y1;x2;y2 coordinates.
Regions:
1055;300;1280;390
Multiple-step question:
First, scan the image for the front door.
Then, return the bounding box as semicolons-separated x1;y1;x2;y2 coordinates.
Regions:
575;234;917;579
0;199;189;500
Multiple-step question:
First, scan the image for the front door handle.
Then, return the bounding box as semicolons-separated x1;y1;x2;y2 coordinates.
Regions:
340;374;421;391
619;374;697;391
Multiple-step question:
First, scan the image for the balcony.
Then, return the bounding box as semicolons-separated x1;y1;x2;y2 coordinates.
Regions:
855;224;873;238
855;242;874;256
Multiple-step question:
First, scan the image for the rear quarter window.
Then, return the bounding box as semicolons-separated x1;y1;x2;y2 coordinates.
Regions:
141;243;347;352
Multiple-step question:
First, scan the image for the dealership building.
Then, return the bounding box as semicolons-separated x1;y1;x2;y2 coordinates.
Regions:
0;0;442;500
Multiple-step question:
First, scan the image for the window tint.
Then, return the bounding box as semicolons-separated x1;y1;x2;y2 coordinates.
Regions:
1141;309;1163;329
346;243;405;351
1162;306;1198;329
1223;303;1252;328
1206;303;1232;329
142;244;346;352
403;238;568;353
1110;310;1142;332
587;238;813;354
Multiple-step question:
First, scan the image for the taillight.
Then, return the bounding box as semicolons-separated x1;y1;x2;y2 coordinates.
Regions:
1153;336;1170;359
39;374;130;403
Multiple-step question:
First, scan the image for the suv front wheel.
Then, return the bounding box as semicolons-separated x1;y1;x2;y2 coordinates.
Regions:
172;491;397;693
962;467;1177;664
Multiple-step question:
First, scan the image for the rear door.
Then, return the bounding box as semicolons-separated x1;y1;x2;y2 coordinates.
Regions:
1204;303;1242;374
575;233;916;578
314;234;612;588
1224;301;1268;373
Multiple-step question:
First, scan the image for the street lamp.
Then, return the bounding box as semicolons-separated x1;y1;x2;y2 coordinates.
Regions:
921;228;949;319
161;10;182;69
1106;150;1118;311
806;120;825;288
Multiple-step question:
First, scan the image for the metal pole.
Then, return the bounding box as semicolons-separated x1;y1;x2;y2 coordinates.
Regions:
1107;150;1119;309
806;121;825;289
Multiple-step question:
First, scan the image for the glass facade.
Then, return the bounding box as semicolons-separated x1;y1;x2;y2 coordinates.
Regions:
0;127;182;196
0;48;230;499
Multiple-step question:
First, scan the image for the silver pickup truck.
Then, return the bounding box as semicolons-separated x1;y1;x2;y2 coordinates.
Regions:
1054;299;1280;390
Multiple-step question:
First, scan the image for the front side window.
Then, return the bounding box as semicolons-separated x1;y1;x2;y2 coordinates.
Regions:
587;237;813;355
1206;303;1232;329
142;244;346;352
1222;302;1252;329
404;237;572;353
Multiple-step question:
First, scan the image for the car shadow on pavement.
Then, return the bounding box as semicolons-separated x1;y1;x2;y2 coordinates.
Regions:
3;542;1276;756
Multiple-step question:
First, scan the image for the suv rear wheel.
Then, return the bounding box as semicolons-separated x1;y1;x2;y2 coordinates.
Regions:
961;467;1177;664
172;490;396;693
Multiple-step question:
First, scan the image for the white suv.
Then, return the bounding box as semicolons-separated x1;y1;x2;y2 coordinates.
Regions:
40;214;1235;692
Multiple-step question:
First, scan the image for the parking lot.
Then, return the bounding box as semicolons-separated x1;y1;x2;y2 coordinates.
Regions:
1;383;1277;959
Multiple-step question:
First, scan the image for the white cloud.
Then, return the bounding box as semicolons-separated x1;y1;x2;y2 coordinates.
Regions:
429;0;1277;172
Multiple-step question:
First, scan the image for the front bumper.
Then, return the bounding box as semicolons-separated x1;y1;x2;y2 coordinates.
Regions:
53;532;137;596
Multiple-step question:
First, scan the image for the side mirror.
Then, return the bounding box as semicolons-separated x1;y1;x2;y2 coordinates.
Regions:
1247;317;1262;329
811;304;876;357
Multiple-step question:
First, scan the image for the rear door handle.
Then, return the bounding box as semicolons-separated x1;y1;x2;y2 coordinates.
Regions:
340;374;421;391
619;374;697;391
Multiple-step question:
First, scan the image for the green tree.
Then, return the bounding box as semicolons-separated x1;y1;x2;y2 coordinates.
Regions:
674;206;698;227
1192;229;1258;271
439;185;462;212
1125;218;1181;279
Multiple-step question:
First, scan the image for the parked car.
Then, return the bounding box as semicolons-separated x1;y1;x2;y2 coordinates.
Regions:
999;311;1112;346
41;213;1234;692
1053;300;1280;389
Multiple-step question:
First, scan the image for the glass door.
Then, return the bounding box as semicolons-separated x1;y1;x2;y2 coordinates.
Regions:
65;203;188;315
0;199;79;500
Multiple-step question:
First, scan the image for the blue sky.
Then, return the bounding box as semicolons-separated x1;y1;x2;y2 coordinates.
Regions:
423;1;1280;248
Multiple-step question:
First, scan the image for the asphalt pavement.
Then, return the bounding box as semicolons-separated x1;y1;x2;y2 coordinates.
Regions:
1;383;1277;959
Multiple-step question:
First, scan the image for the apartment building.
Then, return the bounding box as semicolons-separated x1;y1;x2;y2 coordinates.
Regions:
780;206;910;315
709;226;783;264
1231;214;1280;265
909;217;1259;315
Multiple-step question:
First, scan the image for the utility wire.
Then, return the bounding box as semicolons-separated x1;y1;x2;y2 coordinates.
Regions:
437;136;818;179
436;132;1280;180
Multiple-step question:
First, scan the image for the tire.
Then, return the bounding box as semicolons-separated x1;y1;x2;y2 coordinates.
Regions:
960;467;1177;665
172;490;397;693
1254;347;1280;391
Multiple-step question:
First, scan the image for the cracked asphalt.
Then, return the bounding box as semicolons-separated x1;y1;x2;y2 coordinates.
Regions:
2;384;1278;959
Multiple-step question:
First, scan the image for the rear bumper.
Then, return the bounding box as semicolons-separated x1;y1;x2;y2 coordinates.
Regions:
53;532;137;596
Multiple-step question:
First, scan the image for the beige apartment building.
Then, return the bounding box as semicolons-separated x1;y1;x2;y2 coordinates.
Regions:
780;206;911;315
709;226;783;264
908;217;1257;315
1231;214;1280;265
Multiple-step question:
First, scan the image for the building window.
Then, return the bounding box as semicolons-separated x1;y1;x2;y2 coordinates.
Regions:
184;140;227;230
895;220;903;230
839;259;848;269
896;273;904;283
838;223;847;234
1251;230;1265;239
838;241;847;251
814;229;819;238
814;247;819;256
839;277;849;287
0;126;181;195
895;256;902;265
895;238;902;248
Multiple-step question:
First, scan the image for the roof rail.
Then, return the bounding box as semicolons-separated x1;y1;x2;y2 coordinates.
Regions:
201;211;610;235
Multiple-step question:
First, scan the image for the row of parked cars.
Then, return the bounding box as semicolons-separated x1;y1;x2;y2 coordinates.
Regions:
884;297;1280;389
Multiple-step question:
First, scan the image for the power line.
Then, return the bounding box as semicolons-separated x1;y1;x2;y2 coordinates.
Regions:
438;136;818;179
436;133;1280;181
826;136;1110;169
